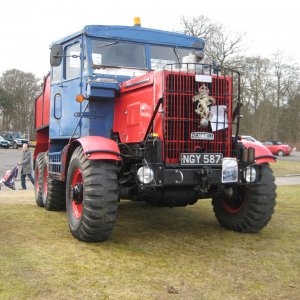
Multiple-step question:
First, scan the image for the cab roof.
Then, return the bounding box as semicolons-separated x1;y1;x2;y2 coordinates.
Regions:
50;25;205;50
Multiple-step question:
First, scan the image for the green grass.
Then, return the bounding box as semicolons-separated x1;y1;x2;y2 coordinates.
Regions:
0;187;300;299
271;160;300;176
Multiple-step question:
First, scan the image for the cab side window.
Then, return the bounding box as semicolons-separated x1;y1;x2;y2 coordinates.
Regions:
52;65;62;83
65;43;81;80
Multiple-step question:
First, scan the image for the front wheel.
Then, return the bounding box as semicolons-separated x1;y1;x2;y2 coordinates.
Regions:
66;147;119;242
13;142;18;149
212;164;276;233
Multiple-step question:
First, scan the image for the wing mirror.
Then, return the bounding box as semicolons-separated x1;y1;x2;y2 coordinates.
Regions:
50;44;63;67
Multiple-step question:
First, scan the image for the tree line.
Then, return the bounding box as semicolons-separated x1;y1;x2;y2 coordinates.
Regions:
0;69;41;139
0;15;299;145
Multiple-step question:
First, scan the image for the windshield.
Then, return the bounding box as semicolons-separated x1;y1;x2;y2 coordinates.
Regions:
91;40;146;69
13;132;24;139
150;45;191;70
90;39;201;72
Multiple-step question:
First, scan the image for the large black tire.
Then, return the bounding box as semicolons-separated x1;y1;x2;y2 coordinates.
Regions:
212;164;276;233
41;154;66;211
45;177;66;211
66;146;119;242
35;152;44;207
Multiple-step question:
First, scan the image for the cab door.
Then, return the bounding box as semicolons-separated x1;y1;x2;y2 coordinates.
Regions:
50;40;83;138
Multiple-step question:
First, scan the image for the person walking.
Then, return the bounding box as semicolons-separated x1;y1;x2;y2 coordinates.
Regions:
18;143;34;190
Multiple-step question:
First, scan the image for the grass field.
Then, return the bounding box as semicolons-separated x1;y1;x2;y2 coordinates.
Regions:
0;186;299;299
271;160;300;176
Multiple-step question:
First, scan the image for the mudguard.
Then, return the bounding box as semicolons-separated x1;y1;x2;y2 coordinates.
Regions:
73;136;121;161
60;136;121;180
240;140;276;164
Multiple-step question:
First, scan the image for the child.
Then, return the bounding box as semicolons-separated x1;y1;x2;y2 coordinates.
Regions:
0;168;17;190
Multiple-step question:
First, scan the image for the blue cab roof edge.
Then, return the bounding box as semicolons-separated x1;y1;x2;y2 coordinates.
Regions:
50;25;205;49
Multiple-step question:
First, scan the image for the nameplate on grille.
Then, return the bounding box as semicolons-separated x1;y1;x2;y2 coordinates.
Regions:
191;132;214;140
195;75;212;83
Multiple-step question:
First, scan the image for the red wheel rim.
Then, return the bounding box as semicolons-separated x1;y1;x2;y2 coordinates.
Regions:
221;187;244;214
71;168;83;219
222;201;242;214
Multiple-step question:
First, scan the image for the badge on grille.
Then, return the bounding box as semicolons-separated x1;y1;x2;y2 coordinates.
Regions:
191;132;214;140
192;85;215;128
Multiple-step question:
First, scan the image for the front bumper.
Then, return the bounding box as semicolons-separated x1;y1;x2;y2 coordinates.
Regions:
135;163;258;190
0;142;9;147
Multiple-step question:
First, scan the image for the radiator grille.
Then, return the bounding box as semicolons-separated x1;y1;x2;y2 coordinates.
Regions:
163;66;237;163
49;152;62;175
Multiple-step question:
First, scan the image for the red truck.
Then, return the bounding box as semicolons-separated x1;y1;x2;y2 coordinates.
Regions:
34;20;276;242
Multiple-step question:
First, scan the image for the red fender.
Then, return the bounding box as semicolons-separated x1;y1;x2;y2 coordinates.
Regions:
73;136;121;161
60;136;121;181
240;140;276;164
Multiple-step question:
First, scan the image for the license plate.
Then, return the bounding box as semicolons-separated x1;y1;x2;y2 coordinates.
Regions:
181;153;223;165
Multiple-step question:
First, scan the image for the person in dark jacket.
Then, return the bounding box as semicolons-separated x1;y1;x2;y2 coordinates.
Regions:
18;143;34;190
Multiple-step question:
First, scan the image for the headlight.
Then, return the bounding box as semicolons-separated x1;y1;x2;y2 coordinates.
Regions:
244;166;257;183
137;166;154;184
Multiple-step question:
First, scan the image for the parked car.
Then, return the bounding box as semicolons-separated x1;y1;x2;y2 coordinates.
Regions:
2;132;29;149
0;136;11;148
240;135;263;145
263;141;292;156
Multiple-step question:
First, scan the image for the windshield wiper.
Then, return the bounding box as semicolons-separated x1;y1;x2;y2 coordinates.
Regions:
97;40;119;49
174;47;181;67
92;64;148;70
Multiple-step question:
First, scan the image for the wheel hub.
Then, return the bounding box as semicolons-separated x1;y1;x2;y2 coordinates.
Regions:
71;183;83;204
222;186;244;213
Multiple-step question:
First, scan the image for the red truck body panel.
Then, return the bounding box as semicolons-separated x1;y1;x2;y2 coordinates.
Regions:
35;74;50;129
34;74;50;160
113;71;164;143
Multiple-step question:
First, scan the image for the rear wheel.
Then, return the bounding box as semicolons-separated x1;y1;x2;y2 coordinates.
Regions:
46;177;66;210
41;154;49;206
212;164;276;233
35;152;44;207
66;146;119;242
41;154;66;211
277;150;284;157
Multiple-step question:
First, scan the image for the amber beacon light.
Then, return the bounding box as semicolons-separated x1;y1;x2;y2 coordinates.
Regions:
134;17;141;27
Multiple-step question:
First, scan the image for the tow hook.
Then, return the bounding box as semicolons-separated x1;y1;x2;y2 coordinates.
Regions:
175;170;184;184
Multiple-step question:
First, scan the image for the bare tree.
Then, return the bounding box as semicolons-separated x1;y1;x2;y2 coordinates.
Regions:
0;86;14;131
180;15;245;68
240;56;272;111
268;52;299;139
180;15;220;40
0;69;41;137
239;54;299;142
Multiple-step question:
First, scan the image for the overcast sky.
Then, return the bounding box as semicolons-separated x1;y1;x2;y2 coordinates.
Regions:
0;0;299;78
